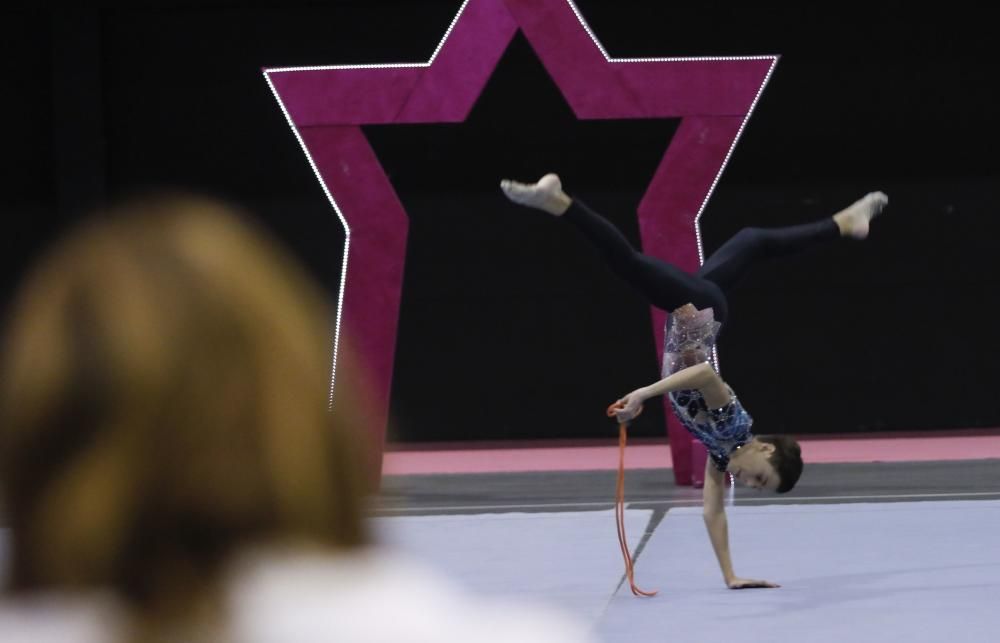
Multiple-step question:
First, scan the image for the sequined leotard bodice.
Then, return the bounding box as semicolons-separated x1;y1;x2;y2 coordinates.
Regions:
663;304;753;472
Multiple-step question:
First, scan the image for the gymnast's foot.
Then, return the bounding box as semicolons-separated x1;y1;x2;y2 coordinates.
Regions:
500;173;572;216
833;191;889;239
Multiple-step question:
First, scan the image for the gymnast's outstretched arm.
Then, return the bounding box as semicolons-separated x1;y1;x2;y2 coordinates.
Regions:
613;362;730;424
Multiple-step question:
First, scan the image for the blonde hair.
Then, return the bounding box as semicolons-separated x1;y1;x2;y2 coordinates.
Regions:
0;195;372;618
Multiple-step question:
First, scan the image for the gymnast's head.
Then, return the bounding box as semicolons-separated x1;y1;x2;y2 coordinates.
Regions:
728;435;802;493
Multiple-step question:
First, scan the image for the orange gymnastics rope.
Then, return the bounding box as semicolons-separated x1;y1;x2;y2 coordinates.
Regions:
606;399;658;597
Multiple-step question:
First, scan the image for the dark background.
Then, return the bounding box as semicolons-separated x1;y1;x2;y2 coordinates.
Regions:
3;2;997;442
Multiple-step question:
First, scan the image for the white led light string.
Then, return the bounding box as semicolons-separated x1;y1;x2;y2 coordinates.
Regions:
262;1;473;408
263;71;350;410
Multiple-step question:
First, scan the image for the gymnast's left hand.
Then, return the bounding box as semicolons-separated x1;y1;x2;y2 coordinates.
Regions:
727;577;780;589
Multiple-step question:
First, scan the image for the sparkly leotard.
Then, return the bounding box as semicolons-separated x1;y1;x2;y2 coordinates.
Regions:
663;305;753;472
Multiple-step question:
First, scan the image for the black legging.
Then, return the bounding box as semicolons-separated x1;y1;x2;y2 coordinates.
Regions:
564;199;840;325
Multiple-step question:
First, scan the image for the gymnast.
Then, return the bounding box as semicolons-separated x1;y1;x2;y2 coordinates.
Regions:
501;173;887;589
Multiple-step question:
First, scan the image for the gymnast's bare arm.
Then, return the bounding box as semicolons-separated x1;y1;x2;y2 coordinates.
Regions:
703;462;780;589
613;362;730;423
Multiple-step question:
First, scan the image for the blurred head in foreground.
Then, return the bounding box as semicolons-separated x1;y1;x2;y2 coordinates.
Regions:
0;195;372;629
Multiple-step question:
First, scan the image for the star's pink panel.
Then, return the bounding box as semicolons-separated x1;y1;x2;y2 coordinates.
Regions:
396;0;518;123
505;0;642;119
298;125;409;457
618;60;774;117
271;68;422;127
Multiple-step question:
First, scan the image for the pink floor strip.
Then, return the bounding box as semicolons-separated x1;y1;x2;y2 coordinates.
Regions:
382;430;1000;476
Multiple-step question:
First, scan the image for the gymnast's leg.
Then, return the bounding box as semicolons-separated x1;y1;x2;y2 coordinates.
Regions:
697;192;889;293
500;173;727;318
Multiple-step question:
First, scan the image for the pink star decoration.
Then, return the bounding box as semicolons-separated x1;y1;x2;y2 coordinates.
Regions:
264;0;777;483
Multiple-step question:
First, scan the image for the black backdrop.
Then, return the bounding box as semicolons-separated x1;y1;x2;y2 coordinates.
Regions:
3;2;998;442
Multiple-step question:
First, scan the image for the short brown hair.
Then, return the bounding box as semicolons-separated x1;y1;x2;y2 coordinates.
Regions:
757;435;803;493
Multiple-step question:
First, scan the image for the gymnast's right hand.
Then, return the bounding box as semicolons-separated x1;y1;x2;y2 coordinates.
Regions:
614;393;644;424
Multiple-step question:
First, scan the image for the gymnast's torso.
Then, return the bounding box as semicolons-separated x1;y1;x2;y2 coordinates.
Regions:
663;304;754;472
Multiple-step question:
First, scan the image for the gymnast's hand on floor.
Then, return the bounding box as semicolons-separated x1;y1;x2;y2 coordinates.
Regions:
727;577;780;589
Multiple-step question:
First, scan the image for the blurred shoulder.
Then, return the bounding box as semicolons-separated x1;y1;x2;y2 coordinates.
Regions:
0;591;124;643
225;546;597;643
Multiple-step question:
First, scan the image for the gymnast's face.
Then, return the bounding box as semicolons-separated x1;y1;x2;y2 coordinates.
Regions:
728;442;780;492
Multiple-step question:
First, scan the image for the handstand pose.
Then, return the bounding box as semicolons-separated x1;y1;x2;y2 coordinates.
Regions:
501;173;888;589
